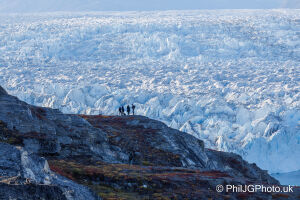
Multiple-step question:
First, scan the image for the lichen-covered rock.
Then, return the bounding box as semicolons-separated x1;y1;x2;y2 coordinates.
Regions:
0;142;99;200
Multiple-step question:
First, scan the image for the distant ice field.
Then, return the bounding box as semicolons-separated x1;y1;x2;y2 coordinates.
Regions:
0;10;299;176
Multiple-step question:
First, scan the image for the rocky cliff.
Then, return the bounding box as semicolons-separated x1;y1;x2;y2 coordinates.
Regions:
0;85;298;200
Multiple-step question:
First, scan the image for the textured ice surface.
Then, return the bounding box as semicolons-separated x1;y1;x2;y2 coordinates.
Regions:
0;10;299;174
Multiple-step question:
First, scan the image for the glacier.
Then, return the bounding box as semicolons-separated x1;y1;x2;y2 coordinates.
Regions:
0;10;299;177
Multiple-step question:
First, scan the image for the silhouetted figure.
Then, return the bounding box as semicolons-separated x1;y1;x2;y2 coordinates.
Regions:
127;105;130;115
121;106;125;115
131;104;136;115
118;107;122;116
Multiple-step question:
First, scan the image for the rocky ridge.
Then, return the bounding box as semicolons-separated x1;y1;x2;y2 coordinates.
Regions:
0;85;299;200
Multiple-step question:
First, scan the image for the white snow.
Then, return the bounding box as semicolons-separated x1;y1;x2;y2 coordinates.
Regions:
0;10;299;176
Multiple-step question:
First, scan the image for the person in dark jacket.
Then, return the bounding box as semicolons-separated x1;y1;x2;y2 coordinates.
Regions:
132;104;136;115
121;106;125;115
127;105;130;115
118;107;122;115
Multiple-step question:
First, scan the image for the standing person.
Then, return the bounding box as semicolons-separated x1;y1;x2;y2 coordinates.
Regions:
118;107;122;116
121;106;125;115
132;104;136;115
127;105;131;115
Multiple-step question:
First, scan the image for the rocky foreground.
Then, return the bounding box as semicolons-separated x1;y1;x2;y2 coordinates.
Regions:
0;85;299;200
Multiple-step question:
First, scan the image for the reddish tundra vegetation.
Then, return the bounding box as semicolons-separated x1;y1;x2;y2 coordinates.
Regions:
47;115;298;200
0;85;299;200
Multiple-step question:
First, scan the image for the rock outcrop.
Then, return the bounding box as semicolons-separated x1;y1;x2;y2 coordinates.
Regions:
0;142;99;200
0;86;7;96
0;86;299;200
0;88;126;163
81;115;277;185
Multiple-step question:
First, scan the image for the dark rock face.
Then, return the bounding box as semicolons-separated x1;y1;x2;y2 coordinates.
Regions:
0;142;99;200
0;184;67;200
0;86;7;96
0;86;299;200
0;90;127;163
81;115;207;168
205;149;278;185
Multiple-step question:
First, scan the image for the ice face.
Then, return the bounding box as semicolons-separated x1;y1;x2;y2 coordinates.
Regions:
0;10;299;174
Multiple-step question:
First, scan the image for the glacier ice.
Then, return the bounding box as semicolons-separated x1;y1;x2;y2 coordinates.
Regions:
0;10;299;175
